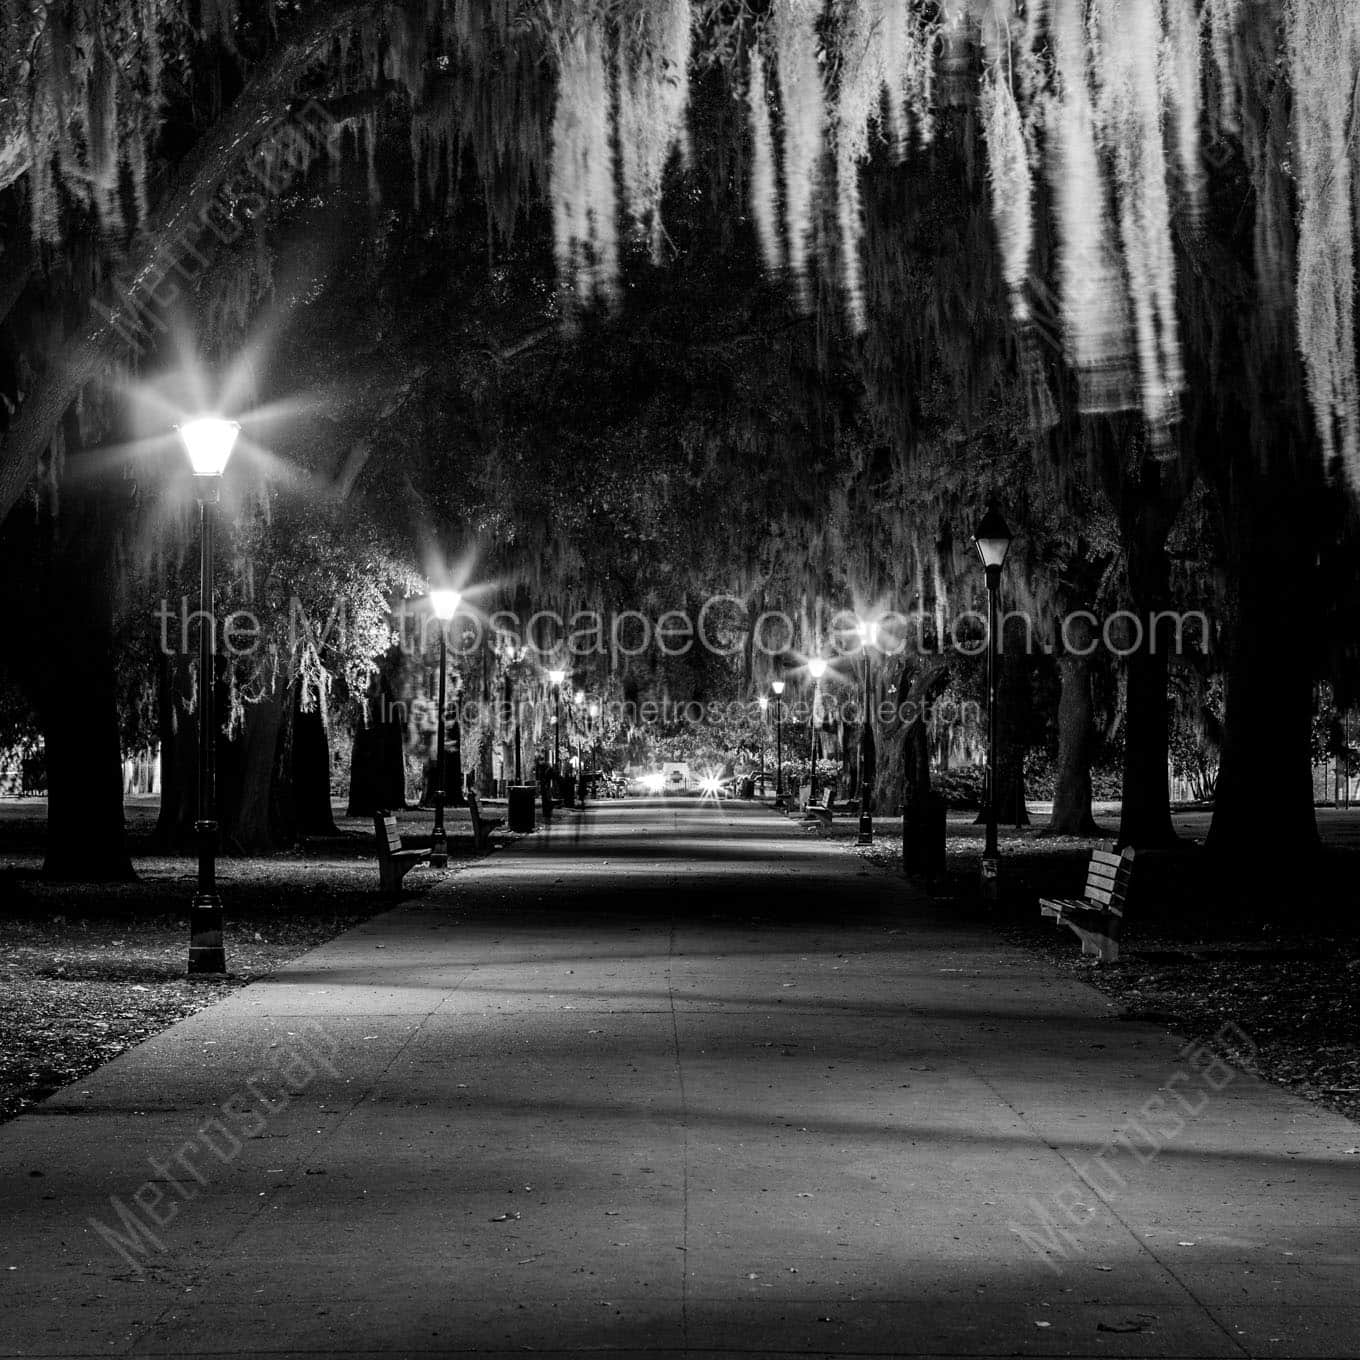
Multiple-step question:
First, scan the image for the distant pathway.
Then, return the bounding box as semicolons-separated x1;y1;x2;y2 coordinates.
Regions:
2;797;1357;1358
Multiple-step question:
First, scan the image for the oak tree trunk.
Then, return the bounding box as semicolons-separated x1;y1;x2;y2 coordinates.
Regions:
40;635;135;882
1117;462;1181;849
219;684;287;854
1207;468;1319;880
346;672;407;814
1043;653;1105;836
293;684;339;835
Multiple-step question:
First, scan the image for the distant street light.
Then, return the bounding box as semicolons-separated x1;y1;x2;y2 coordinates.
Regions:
771;679;787;811
757;695;769;794
856;619;879;846
548;668;566;779
572;689;585;776
177;417;240;976
428;588;461;867
973;507;1014;896
807;657;828;804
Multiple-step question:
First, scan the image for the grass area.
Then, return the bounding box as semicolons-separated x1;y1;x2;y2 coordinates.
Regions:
0;801;487;1124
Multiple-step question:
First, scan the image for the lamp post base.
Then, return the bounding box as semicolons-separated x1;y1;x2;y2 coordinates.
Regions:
980;854;1001;903
429;833;448;869
188;893;226;975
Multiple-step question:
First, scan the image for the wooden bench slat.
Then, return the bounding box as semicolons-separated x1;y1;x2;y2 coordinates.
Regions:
1084;866;1129;891
1090;848;1131;868
1038;897;1088;917
1082;885;1127;911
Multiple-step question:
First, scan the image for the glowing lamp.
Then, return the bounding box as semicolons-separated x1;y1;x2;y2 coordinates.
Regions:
177;417;240;478
807;657;828;680
429;589;461;621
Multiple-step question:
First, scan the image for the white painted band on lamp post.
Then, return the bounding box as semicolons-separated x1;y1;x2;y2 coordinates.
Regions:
176;417;240;976
429;588;461;867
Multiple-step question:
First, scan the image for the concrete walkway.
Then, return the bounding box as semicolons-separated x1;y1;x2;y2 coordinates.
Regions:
3;798;1357;1358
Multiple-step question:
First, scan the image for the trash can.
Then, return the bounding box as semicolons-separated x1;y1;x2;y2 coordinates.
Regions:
508;784;537;834
740;777;755;800
902;792;946;877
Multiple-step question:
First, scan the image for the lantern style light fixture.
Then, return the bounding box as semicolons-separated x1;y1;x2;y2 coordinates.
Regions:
176;417;241;976
972;507;1014;897
972;507;1014;577
428;587;462;866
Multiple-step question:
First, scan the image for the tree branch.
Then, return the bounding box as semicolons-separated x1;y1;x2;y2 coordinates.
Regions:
0;0;380;526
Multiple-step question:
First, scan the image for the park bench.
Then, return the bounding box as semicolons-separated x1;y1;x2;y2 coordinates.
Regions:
800;800;833;832
1039;845;1136;962
468;788;505;852
373;812;429;898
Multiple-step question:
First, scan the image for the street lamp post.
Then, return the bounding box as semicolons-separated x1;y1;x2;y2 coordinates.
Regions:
757;695;768;796
573;689;585;781
548;668;565;777
177;417;240;976
973;507;1014;898
771;679;787;811
807;657;828;804
856;620;879;846
428;588;461;867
